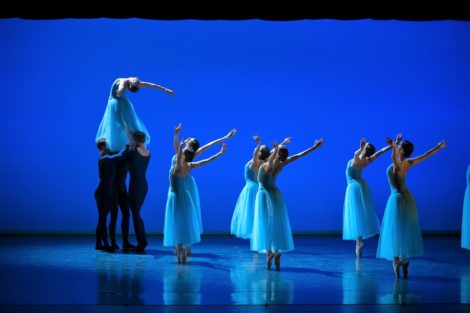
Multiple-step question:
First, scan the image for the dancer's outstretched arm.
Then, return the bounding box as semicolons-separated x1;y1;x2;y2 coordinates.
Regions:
173;123;182;154
251;135;262;167
195;129;237;157
266;141;279;170
285;138;324;165
138;81;175;96
271;137;291;154
116;77;175;97
408;140;446;167
190;144;227;169
368;133;402;162
174;139;187;172
100;145;129;159
385;136;403;173
353;138;367;163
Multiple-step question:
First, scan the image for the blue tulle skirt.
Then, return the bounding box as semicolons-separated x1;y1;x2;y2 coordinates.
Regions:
251;186;294;253
163;175;201;247
171;155;203;234
462;185;470;250
231;180;258;239
377;189;424;260
343;179;380;240
96;81;150;152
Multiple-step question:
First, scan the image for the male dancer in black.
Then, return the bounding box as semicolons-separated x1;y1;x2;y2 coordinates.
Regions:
94;139;115;250
128;131;151;251
109;145;135;250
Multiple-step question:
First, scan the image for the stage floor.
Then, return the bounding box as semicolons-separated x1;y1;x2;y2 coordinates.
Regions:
0;235;469;312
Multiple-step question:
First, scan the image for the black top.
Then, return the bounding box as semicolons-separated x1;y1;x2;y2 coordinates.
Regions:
129;149;151;195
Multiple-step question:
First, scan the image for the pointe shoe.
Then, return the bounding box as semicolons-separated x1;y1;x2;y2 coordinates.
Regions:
176;246;183;264
402;260;409;279
266;252;275;270
274;253;281;271
356;242;364;258
393;261;401;278
182;248;189;264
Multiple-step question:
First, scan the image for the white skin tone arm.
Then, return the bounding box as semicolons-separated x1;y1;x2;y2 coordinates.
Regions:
195;129;237;157
364;133;403;164
173;123;182;154
271;137;291;154
250;135;262;170
284;138;324;165
264;141;279;173
408;140;446;167
353;138;367;164
139;81;176;96
173;139;187;174
190;144;227;170
115;77;175;97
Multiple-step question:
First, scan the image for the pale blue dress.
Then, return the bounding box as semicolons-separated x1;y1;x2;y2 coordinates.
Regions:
251;166;294;253
377;165;424;260
342;160;380;240
462;164;470;250
163;167;201;247
231;161;258;239
171;155;203;234
96;79;150;152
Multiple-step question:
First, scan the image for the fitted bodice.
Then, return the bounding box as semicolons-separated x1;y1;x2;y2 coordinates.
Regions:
257;166;277;190
244;161;257;183
386;164;408;194
346;160;363;183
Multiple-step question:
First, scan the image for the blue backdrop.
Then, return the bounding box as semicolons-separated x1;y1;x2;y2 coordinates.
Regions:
0;19;469;234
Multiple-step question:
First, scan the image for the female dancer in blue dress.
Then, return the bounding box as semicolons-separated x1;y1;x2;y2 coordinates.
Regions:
252;138;324;270
231;136;291;239
164;139;227;264
96;77;175;152
172;123;237;235
377;136;446;278
343;134;402;257
230;135;270;239
462;164;470;250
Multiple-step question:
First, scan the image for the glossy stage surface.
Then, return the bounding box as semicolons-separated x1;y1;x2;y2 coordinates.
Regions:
0;235;469;312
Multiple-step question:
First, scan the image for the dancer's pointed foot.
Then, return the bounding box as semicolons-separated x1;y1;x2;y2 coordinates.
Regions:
274;253;281;271
111;242;120;250
393;261;401;278
355;242;364;258
95;243;105;250
176;245;182;264
266;251;275;270
402;260;409;279
182;247;189;264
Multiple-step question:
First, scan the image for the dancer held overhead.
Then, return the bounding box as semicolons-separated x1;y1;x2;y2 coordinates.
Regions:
343;134;402;257
377;136;446;278
164;139;227;264
96;77;175;152
251;138;324;271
